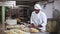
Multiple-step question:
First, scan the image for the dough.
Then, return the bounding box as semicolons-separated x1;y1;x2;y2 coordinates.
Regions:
14;30;26;34
5;29;30;34
19;25;25;30
30;28;39;33
17;30;26;34
16;18;21;22
7;30;17;34
7;25;25;29
20;25;25;28
6;26;14;28
13;29;19;32
14;25;20;28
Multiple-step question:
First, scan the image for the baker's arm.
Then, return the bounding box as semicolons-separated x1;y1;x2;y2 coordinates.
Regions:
29;13;35;28
41;13;47;27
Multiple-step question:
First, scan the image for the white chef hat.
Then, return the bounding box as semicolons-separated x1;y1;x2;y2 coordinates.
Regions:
34;4;42;10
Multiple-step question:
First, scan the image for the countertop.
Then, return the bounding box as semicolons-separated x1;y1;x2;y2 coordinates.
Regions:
0;29;49;34
31;32;49;34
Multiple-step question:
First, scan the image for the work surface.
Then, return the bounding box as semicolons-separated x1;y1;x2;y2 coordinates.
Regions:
31;32;49;34
0;23;49;34
0;29;50;34
0;29;49;34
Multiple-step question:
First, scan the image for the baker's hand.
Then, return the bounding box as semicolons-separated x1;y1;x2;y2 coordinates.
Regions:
29;23;35;28
38;25;43;27
35;26;39;29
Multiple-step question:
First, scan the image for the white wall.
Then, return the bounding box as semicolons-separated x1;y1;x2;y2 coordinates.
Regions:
42;3;54;18
41;0;60;18
54;0;60;11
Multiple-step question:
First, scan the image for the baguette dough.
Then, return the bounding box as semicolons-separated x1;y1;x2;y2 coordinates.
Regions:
30;28;39;33
5;29;29;34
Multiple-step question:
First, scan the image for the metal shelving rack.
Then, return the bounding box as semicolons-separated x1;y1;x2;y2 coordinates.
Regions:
2;6;6;30
0;1;16;30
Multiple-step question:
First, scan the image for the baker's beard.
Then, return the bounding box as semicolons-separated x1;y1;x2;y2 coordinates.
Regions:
35;11;40;14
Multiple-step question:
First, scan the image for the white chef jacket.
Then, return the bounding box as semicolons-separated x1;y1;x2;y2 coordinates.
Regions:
30;11;47;31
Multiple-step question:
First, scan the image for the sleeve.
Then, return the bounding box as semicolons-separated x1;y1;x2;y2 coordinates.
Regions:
41;13;47;27
30;12;34;24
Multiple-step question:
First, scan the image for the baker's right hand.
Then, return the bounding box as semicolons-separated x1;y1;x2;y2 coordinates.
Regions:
29;23;35;28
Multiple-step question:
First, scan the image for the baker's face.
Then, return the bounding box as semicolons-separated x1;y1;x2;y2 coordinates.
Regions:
34;9;40;14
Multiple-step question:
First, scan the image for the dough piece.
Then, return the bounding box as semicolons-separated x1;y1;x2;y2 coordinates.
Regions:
5;29;30;34
20;25;25;28
13;29;19;32
22;29;29;32
30;28;39;33
18;30;26;34
7;30;17;34
16;18;21;22
19;25;25;30
14;30;26;34
5;30;10;33
14;25;20;28
7;26;14;28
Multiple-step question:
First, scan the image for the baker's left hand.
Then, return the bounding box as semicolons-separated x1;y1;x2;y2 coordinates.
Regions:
35;26;39;29
38;25;43;27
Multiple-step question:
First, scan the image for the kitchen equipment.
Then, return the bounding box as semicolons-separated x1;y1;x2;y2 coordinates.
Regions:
6;19;17;25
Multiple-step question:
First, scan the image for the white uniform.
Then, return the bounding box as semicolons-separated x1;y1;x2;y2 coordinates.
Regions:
30;4;47;31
